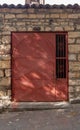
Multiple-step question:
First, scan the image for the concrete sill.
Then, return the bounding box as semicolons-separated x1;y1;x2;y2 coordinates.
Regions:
9;102;70;111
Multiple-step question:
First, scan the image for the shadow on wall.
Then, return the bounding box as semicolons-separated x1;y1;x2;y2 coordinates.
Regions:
12;32;67;102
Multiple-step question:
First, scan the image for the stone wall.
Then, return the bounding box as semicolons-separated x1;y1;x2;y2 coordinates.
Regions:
0;5;80;107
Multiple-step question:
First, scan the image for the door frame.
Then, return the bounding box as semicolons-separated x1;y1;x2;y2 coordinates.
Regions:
11;31;69;102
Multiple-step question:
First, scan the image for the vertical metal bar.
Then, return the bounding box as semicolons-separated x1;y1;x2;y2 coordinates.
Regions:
61;59;63;78
66;33;68;79
62;59;63;78
62;35;64;57
57;59;59;78
61;35;62;57
56;35;57;57
58;59;60;77
59;35;60;78
60;59;61;78
58;35;59;78
63;35;64;78
63;35;65;57
57;59;58;78
63;59;64;78
64;35;66;78
58;35;59;57
59;35;60;57
64;35;65;78
65;35;66;57
55;34;58;78
60;35;62;78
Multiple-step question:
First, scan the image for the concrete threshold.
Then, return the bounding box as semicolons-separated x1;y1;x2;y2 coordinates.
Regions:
8;102;70;111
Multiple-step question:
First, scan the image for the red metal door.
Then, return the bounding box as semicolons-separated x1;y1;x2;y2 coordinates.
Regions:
12;32;68;102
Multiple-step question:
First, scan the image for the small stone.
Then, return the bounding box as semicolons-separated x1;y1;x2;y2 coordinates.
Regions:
5;69;11;77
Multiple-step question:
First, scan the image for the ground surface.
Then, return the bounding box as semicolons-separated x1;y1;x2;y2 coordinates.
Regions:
0;104;80;130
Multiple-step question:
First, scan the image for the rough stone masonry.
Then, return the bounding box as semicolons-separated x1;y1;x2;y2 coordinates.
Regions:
0;4;80;109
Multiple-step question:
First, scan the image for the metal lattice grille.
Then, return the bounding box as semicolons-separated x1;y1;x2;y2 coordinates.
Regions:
56;34;66;78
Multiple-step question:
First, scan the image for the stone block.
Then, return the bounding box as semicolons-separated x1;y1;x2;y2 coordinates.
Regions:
5;14;15;19
69;79;80;85
69;87;74;93
75;87;80;92
16;22;25;26
45;27;51;31
3;25;16;32
29;14;45;19
76;25;80;30
60;13;68;18
0;91;6;97
68;54;77;60
0;45;11;55
69;22;74;26
0;8;12;13
27;9;35;13
0;77;11;86
76;39;80;43
69;62;80;71
45;14;50;18
50;14;59;18
60;22;68;25
69;45;80;53
69;92;75;99
51;9;63;13
54;27;63;31
2;31;11;35
69;72;80;78
36;14;45;18
68;14;78;18
28;14;37;19
64;26;74;31
41;26;45;31
0;55;11;61
2;36;10;44
0;61;11;69
16;27;27;31
68;38;75;44
69;32;80;38
10;9;24;14
27;27;33;31
16;14;28;18
1;96;11;108
0;14;4;17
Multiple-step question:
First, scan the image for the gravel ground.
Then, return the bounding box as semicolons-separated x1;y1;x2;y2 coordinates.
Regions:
0;104;80;130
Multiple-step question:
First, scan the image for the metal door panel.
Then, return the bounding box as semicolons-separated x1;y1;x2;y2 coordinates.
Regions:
55;79;68;101
12;78;56;101
12;33;54;59
12;58;54;80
